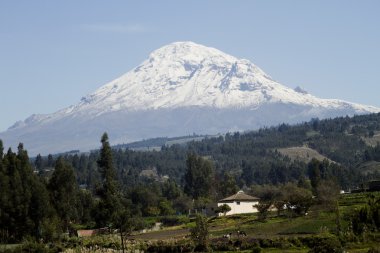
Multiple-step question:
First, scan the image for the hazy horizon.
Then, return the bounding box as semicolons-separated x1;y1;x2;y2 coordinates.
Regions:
1;0;380;131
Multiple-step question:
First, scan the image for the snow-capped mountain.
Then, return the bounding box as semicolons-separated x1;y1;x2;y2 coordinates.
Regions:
1;41;379;155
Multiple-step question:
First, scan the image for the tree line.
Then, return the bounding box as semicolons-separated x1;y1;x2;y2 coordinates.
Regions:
0;135;144;246
2;112;380;243
33;113;380;193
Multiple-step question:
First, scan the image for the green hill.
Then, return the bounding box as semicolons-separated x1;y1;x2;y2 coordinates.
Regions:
33;113;380;191
277;146;333;164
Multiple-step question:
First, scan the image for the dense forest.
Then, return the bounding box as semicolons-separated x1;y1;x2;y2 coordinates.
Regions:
1;113;380;244
35;113;380;191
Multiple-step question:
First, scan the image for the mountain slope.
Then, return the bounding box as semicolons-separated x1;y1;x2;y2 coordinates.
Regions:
1;41;379;155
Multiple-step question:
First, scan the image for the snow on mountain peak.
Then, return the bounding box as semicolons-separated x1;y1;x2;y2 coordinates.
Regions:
76;41;285;114
148;41;237;64
73;41;379;117
7;41;380;129
2;41;380;155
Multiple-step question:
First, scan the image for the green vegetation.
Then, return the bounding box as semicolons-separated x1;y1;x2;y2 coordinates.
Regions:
191;214;210;252
216;204;232;216
1;113;380;252
2;190;378;252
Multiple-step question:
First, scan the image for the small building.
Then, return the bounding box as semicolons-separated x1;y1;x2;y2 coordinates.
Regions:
217;190;260;216
77;229;97;237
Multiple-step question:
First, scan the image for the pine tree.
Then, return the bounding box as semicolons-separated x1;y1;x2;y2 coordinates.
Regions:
98;133;117;196
184;153;215;199
48;157;79;231
29;176;52;239
219;172;238;198
308;158;321;191
5;148;26;239
0;140;10;241
16;144;34;232
0;139;3;159
96;133;122;227
47;154;54;167
96;133;138;253
0;145;54;242
34;154;43;171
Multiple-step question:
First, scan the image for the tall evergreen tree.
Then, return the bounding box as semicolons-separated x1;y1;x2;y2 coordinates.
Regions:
0;139;3;159
34;154;43;171
48;157;79;231
98;133;117;196
219;172;238;198
0;140;10;241
308;158;322;191
96;133;140;253
0;146;53;241
47;154;54;167
5;147;27;239
96;133;122;227
17;144;35;236
184;153;215;199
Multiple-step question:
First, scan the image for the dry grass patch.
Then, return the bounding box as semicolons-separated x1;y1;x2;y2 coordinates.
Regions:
277;146;332;163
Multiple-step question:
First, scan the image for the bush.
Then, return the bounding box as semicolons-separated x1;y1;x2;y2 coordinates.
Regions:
210;238;234;251
288;237;302;247
216;204;232;216
15;241;63;253
146;240;193;253
252;246;262;253
272;237;291;249
367;247;380;253
306;236;343;253
259;238;273;248
160;215;190;226
190;214;209;252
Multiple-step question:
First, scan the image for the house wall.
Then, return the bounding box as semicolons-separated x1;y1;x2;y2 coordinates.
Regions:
218;200;259;216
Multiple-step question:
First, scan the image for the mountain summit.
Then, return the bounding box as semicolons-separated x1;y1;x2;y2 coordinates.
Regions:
58;41;379;114
2;41;379;155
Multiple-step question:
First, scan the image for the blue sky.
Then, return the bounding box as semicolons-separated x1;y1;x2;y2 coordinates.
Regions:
1;0;379;131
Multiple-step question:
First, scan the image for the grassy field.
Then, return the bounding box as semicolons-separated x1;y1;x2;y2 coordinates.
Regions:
128;192;380;252
357;161;380;176
154;193;379;239
362;131;380;147
0;245;21;252
2;192;379;252
134;205;342;240
277;146;332;163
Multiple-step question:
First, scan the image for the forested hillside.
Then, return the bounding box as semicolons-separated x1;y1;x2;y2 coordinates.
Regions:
32;113;380;191
2;113;380;245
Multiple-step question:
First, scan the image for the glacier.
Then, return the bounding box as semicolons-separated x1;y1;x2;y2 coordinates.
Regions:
1;41;379;155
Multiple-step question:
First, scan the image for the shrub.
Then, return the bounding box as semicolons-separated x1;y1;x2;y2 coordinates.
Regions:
210;238;234;251
272;237;291;249
17;241;63;253
160;215;190;226
307;236;343;253
259;238;273;248
252;246;262;253
367;247;380;253
146;240;193;253
190;214;209;252
216;204;231;216
288;237;303;247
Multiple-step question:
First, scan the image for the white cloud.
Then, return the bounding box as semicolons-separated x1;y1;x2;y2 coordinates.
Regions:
81;24;146;33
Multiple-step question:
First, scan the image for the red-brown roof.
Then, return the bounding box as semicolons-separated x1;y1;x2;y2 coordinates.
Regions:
77;230;97;237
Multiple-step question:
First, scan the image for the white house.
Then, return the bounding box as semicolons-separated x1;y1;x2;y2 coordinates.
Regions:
217;190;260;216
